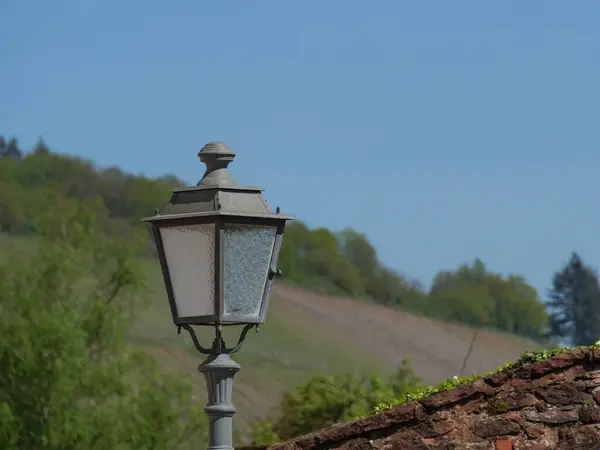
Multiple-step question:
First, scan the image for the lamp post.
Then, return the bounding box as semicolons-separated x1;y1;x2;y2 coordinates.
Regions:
142;142;294;450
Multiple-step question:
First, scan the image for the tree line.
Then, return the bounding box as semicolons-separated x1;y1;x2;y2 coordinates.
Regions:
1;136;600;347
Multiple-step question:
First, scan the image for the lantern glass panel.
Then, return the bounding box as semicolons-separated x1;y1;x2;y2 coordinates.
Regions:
223;224;277;317
160;223;216;318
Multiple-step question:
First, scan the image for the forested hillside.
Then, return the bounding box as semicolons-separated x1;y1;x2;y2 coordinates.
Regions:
1;136;599;346
6;135;600;446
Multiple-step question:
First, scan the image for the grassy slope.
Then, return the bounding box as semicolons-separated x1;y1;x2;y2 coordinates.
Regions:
131;262;543;436
131;264;392;431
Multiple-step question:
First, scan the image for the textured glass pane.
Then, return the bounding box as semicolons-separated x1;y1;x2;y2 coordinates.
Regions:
160;224;215;318
223;225;277;317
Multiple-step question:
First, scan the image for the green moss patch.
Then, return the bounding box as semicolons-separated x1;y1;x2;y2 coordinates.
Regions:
356;344;600;419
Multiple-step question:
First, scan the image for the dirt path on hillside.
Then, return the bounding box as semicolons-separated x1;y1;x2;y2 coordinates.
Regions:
272;285;541;385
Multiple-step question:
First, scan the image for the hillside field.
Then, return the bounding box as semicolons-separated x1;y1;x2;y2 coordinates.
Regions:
131;262;543;436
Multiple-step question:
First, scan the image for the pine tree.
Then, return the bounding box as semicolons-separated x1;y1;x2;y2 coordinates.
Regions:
33;136;50;154
4;137;22;160
0;136;6;157
548;253;600;346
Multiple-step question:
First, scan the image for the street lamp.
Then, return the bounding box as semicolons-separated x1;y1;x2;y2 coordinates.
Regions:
142;141;294;450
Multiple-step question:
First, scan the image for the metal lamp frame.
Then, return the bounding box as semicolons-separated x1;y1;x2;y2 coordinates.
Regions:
149;214;288;327
143;142;294;450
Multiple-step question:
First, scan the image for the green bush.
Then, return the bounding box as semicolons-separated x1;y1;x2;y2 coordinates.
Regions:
251;358;422;445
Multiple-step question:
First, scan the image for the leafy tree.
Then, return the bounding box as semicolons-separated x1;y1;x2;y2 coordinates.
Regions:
365;267;427;310
428;282;494;326
250;421;281;447
336;229;426;308
279;223;365;297
0;200;207;449
278;221;312;281
490;274;548;339
429;259;547;339
0;136;6;156
0;181;25;233
548;253;600;346
337;228;379;283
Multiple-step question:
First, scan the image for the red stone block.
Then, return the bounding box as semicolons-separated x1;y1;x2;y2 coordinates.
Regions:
495;440;512;450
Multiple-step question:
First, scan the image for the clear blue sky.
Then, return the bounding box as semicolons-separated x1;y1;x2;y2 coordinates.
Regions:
1;1;599;297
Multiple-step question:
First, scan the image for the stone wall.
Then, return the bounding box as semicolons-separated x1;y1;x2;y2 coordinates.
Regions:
244;348;600;450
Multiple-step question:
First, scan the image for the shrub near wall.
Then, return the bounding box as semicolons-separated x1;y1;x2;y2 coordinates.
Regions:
248;348;600;450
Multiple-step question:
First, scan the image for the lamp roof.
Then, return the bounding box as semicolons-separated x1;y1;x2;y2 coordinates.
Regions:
142;142;294;223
